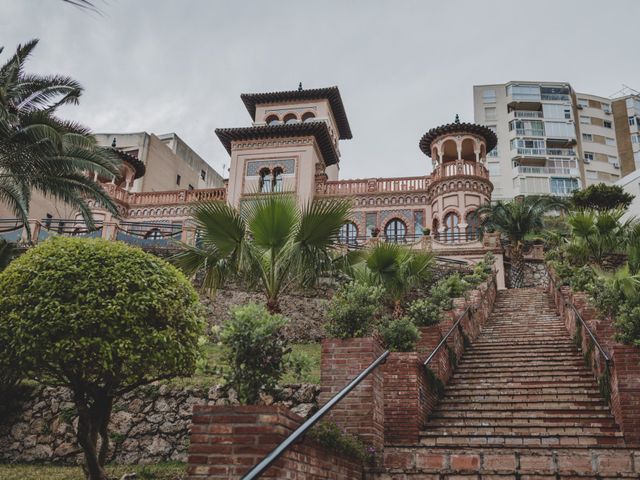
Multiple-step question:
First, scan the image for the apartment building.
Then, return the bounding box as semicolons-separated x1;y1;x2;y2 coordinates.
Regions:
473;81;632;200
611;89;640;174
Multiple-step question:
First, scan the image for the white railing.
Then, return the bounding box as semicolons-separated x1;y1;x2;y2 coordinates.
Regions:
513;110;543;118
515;128;545;136
541;94;570;102
513;147;576;157
513;166;579;176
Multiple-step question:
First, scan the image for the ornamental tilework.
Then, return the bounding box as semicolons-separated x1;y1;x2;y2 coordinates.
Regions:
379;209;412;226
246;159;295;176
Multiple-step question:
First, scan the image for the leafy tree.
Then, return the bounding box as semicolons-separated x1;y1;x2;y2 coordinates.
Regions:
351;242;434;316
0;237;204;480
325;281;384;339
571;183;634;212
0;40;120;230
174;195;351;312
219;303;290;404
478;196;561;287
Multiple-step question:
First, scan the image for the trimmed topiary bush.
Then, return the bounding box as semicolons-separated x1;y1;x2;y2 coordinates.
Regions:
379;317;421;352
325;281;384;339
0;237;204;480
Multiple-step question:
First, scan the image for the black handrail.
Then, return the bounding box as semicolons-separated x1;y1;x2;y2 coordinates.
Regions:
545;267;610;363
241;349;389;480
424;275;496;367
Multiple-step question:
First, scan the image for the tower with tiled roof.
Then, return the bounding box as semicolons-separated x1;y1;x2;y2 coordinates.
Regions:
216;85;351;206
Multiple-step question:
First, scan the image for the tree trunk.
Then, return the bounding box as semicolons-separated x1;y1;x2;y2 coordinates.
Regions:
74;392;113;480
266;297;281;314
510;245;525;288
392;300;404;318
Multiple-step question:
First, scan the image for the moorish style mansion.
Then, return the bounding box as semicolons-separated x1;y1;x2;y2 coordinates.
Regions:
0;86;507;286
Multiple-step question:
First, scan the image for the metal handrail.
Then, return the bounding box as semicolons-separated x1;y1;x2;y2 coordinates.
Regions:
545;267;610;363
423;275;496;367
241;349;389;480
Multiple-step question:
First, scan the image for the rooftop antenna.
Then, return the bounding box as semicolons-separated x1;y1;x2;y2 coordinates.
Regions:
609;84;640;99
298;82;303;91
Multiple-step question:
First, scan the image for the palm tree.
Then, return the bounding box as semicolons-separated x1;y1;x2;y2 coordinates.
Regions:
351;242;434;316
0;40;120;232
173;195;351;312
479;196;561;288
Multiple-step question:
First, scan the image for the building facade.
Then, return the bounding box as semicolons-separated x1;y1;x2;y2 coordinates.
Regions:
473;81;638;201
1;86;506;285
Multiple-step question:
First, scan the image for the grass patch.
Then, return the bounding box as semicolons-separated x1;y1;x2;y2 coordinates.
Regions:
169;342;321;387
0;462;186;480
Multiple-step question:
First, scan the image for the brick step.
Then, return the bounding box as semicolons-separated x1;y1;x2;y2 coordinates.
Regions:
438;398;607;408
373;448;640;478
447;381;598;389
470;340;575;348
453;367;593;376
449;375;596;385
418;434;626;448
463;349;580;358
441;392;605;402
430;410;615;420
435;404;611;412
445;386;601;395
422;425;621;435
427;418;618;428
457;359;587;368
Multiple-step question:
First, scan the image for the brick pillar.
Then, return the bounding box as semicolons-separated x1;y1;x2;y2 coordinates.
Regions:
382;352;432;444
319;337;385;451
187;405;363;479
610;344;640;446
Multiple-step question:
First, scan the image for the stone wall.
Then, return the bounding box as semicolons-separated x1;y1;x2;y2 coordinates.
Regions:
0;383;319;465
505;260;548;288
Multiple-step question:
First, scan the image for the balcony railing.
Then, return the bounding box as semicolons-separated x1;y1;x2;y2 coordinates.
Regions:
513;147;576;157
515;128;545;136
321;176;430;196
513;166;579;176
513;110;543;118
541;93;570;102
433;231;481;244
431;161;489;181
102;184;227;206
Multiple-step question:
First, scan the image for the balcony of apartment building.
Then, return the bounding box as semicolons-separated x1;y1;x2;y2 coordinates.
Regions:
506;84;571;109
510;137;577;159
513;174;580;197
511;157;580;179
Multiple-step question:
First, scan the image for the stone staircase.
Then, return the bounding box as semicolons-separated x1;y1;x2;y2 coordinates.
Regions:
374;288;639;479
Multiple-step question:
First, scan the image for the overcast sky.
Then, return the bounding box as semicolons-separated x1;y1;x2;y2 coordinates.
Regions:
4;0;640;179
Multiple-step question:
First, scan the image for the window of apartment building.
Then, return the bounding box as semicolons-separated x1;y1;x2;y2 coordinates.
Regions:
602;103;611;113
577;98;589;108
542;104;571;120
488;163;501;177
510;138;545;150
605;137;616;146
608;155;618;164
550;177;579;196
630;116;637;126
632;134;640;144
176;174;181;186
582;133;593;142
484;107;496;121
507;85;541;101
580;116;591;125
603;120;612;129
545;121;574;138
482;89;496;103
200;169;206;180
584;152;594;162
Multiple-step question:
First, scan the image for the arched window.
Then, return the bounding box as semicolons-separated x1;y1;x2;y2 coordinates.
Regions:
259;168;272;193
465;210;480;240
145;228;163;240
385;219;406;243
283;113;298;124
272;167;283;193
301;112;316;122
338;222;358;245
266;115;280;125
443;212;460;242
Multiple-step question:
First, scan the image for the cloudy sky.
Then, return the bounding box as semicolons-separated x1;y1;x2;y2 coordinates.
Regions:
4;0;640;179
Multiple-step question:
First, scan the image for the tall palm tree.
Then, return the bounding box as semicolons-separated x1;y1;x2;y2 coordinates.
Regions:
352;242;434;316
479;196;560;288
0;40;120;232
173;195;351;312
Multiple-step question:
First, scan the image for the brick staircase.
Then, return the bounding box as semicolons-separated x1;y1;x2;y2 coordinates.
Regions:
374;288;639;479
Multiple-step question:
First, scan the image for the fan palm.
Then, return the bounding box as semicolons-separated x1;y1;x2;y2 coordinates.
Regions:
478;196;561;288
0;40;120;233
173;195;351;313
351;242;434;316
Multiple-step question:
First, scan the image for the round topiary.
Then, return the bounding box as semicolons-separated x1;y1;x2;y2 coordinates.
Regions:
0;237;204;480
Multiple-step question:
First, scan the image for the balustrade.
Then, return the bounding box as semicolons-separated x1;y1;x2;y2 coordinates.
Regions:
431;161;489;181
322;176;429;195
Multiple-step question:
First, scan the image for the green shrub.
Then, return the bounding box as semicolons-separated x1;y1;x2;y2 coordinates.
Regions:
429;282;453;310
439;273;470;298
285;350;313;383
590;277;624;318
615;303;640;347
0;237;204;479
569;265;596;292
220;303;289;404
408;298;442;326
307;421;368;461
379;317;420;352
325;282;384;339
